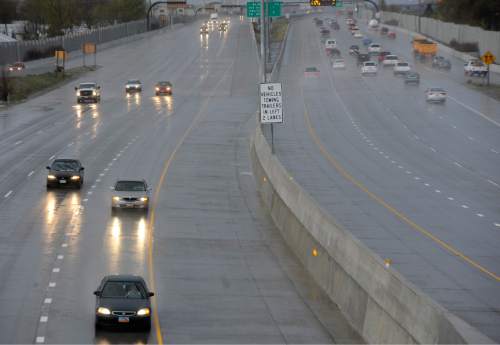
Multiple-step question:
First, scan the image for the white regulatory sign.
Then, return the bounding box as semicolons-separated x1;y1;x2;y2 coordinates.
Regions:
260;82;283;124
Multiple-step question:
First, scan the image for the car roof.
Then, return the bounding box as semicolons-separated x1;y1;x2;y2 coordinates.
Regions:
102;275;146;283
429;87;445;91
115;179;146;183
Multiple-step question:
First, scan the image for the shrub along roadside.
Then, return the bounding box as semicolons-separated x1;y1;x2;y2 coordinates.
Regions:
1;66;95;103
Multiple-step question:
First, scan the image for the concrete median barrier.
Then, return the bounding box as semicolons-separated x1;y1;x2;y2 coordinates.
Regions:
250;125;493;344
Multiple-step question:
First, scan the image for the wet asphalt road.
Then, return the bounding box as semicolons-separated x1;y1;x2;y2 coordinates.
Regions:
0;18;363;344
272;14;500;342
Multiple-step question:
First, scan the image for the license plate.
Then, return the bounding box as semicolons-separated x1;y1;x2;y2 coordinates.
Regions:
59;180;67;184
118;317;129;323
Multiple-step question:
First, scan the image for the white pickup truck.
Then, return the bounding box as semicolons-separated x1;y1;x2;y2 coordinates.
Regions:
464;59;488;77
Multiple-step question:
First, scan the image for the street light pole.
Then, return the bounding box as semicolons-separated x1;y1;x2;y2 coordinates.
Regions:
260;0;266;83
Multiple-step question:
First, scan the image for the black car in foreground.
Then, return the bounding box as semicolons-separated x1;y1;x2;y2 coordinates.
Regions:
94;275;154;331
46;159;84;189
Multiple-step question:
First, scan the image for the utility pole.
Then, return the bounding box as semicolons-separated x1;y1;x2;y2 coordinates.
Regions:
260;0;266;83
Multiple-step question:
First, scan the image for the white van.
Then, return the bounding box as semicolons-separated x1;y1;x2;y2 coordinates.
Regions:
325;39;336;49
210;13;218;21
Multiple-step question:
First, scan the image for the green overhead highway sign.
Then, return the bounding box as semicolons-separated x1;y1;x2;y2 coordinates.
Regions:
246;1;282;18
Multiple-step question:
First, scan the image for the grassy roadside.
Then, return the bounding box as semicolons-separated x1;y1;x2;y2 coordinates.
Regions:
4;66;97;103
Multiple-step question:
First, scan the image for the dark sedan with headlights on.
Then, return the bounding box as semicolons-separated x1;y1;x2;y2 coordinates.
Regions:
46;159;84;189
94;275;154;331
154;81;172;96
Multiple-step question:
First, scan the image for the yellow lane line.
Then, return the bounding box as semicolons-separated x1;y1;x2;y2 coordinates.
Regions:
147;61;235;344
301;89;500;282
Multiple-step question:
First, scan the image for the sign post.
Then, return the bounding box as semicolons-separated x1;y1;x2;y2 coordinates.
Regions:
481;51;496;86
260;82;283;154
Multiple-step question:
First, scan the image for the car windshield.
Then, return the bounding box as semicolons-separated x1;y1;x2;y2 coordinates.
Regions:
158;82;171;86
305;67;318;72
370;45;380;48
365;62;376;66
79;83;96;89
386;56;398;60
397;63;409;67
52;160;79;171
115;181;146;191
101;281;145;299
430;88;445;92
335;60;344;63
127;80;140;84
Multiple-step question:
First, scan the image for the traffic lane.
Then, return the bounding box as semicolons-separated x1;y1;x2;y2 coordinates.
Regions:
356;21;500;121
359;70;500;185
0;20;229;342
276;17;500;341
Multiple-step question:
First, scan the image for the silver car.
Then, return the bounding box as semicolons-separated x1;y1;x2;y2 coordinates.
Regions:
125;79;142;93
425;88;447;103
111;180;151;211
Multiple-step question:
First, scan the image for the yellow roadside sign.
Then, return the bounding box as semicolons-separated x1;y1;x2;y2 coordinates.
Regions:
481;51;496;65
82;42;96;54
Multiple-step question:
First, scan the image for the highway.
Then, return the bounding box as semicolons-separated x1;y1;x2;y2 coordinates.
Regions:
0;18;361;344
274;14;500;342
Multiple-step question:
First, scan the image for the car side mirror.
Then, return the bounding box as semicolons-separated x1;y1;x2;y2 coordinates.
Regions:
93;290;101;296
148;292;154;297
46;166;51;170
74;86;77;91
97;86;101;89
80;167;84;171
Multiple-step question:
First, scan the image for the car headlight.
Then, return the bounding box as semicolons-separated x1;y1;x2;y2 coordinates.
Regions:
47;175;56;180
76;91;80;96
113;196;120;201
92;91;96;96
97;307;111;315
137;308;150;316
166;87;171;91
70;176;80;180
140;197;148;202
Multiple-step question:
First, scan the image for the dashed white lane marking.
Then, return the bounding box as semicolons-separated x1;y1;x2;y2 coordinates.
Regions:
61;243;68;248
36;336;45;343
494;223;500;228
491;149;499;154
435;189;441;193
49;155;55;160
112;158;117;161
454;162;463;168
468;137;475;141
430;147;437;152
83;198;88;202
424;183;431;187
414;176;421;180
240;172;253;176
57;255;64;260
448;95;500;128
99;173;105;177
4;191;12;198
52;268;60;273
452;125;457;129
414;135;419;140
28;171;34;177
91;185;96;189
104;168;109;171
476;213;484;218
398;165;404;169
391;160;396;164
67;142;74;147
40;316;48;323
405;171;412;174
48;282;56;288
461;205;469;209
15;140;22;145
44;298;52;304
87;191;93;195
488;180;499;188
385;155;390;159
96;179;101;182
448;197;454;201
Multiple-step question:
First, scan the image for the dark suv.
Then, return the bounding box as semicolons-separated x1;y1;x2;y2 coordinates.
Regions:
357;53;370;66
46;159;84;189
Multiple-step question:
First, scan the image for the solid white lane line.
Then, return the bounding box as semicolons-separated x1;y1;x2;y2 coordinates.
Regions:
52;268;60;273
36;336;45;343
40;316;48;323
4;191;12;198
461;205;469;209
448;95;500;127
28;171;34;177
476;213;484;217
49;155;55;160
44;298;52;304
